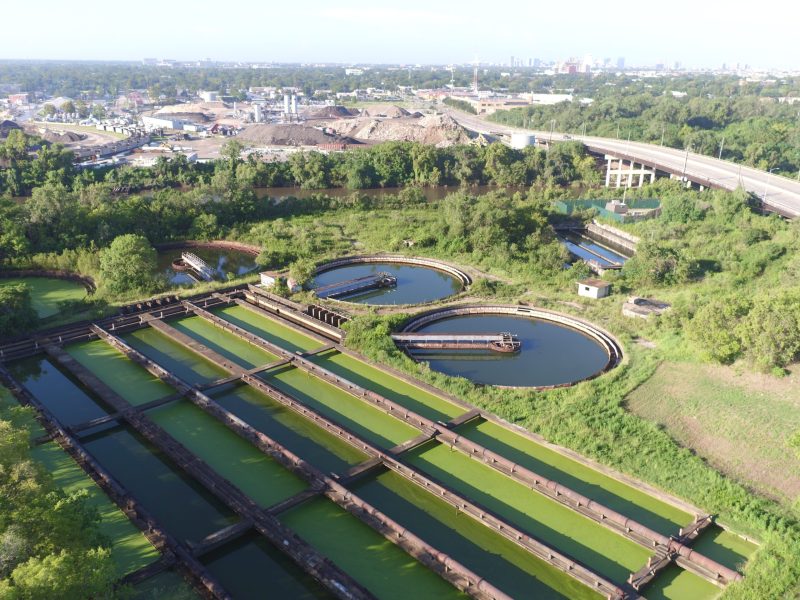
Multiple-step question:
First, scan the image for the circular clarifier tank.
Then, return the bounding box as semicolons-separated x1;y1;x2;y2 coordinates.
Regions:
396;306;621;388
313;256;470;306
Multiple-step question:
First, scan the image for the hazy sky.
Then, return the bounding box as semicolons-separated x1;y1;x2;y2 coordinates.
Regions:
2;0;796;69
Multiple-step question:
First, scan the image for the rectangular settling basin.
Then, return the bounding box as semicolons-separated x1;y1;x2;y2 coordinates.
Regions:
280;497;465;600
406;441;652;585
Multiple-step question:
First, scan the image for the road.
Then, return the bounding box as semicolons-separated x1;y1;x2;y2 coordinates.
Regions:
447;111;800;218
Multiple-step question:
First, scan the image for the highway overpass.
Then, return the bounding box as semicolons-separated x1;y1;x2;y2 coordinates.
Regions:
448;111;800;218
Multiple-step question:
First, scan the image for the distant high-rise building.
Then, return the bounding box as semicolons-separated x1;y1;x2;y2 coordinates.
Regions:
528;58;532;67
510;55;515;67
617;57;625;69
533;58;541;68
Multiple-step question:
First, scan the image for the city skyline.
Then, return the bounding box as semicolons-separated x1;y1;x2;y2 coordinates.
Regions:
2;0;797;70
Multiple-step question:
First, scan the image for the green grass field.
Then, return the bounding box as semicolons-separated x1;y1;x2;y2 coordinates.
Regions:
0;276;87;318
626;361;800;507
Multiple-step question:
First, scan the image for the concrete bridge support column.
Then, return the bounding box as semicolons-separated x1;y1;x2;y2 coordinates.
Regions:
605;157;612;186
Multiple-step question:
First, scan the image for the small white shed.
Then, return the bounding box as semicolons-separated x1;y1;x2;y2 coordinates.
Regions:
577;278;612;299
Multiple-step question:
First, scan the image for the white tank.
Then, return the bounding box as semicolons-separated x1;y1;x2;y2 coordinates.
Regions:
510;133;536;149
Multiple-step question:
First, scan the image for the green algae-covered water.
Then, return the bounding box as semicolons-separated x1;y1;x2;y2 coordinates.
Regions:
202;533;330;599
82;426;236;543
123;328;229;386
32;441;159;576
457;419;692;536
265;364;420;449
406;441;652;584
9;356;112;427
0;276;86;318
281;497;465;599
130;570;198;600
644;565;721;600
68;340;174;406
352;469;601;600
146;399;306;508
309;349;463;423
214;305;324;354
212;384;367;474
169;315;278;369
691;526;758;573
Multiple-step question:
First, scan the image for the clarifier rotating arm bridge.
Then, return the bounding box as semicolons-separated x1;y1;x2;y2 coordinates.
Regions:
391;332;521;353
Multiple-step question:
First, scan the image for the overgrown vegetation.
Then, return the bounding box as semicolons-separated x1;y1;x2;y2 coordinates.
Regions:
0;403;117;599
0;285;37;338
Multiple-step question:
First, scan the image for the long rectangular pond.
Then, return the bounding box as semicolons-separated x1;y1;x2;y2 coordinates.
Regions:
281;497;465;600
455;419;692;536
406;440;652;585
202;533;331;600
351;469;601;600
262;364;420;449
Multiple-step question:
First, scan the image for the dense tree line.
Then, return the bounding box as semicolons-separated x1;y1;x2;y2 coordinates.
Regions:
0;140;598;263
0;405;116;598
489;92;800;173
2;61;797;101
0;134;598;199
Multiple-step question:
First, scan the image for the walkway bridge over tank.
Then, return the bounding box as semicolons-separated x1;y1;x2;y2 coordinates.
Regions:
392;332;521;353
315;272;397;299
181;252;215;282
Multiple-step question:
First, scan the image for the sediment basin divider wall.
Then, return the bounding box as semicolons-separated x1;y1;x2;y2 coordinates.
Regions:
324;341;705;522
314;255;473;287
241;375;627;600
131;309;623;598
91;324;514;600
40;342;374;600
0;364;230;600
195;302;743;587
283;347;741;584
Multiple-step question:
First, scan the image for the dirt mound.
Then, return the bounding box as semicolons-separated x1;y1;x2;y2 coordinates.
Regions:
238;123;356;147
322;113;470;147
41;129;85;143
360;104;410;118
307;105;357;119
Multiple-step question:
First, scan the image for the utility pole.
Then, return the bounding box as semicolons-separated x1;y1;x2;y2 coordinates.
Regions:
718;136;725;160
660;124;665;146
548;119;556;149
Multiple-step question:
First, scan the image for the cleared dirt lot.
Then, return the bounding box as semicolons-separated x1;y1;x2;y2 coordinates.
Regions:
626;362;800;506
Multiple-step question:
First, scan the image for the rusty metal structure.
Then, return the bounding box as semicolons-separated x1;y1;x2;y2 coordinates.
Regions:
391;332;521;353
314;272;398;300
